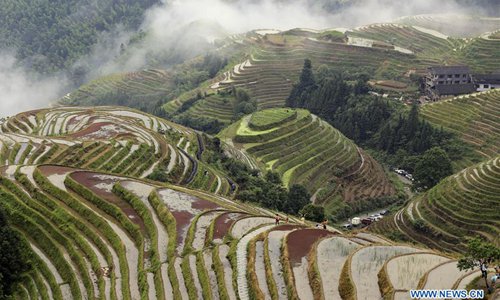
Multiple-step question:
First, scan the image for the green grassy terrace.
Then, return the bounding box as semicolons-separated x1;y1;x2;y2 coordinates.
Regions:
219;108;396;216
371;155;500;253
420;90;500;170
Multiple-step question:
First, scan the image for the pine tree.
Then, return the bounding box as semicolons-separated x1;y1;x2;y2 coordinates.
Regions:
286;59;316;108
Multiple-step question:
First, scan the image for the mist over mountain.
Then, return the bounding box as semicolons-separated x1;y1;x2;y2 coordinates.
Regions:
0;0;498;117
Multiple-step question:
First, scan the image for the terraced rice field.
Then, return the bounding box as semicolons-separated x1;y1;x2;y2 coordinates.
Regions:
219;108;396;214
61;69;174;106
349;24;459;66
249;109;297;130
420;90;500;169
397;14;500;37
56;23;498;118
0;161;481;299
348;245;421;299
166;32;416;113
0;107;231;195
180;93;236;124
370;155;500;252
164;24;499;117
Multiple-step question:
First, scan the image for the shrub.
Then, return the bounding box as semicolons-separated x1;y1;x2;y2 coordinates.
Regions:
299;204;325;222
412;219;431;234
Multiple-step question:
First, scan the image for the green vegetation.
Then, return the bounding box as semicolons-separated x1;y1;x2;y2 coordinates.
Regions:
458;237;500;271
318;30;346;42
299;204;325;223
420;90;500;170
0;0;158;75
413;147;453;189
458;237;500;292
219;107;397;218
371;156;500;252
0;208;32;298
287;60;474;179
224;158;311;215
63;53;229;116
172;87;255;133
249;108;297;131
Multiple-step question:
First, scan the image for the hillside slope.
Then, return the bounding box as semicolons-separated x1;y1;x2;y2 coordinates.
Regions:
0;0;159;74
396;14;500;37
165;24;500;119
420;89;500;170
61;69;175;112
0;163;479;300
219;108;397;216
371;155;500;253
0;106;233;196
58;23;500;127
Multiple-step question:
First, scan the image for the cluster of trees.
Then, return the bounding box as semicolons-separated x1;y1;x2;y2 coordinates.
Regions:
225;160;311;215
203;137;312;216
299;204;325;222
0;0;159;74
174;115;225;134
232;88;257;119
287;59;466;189
171;54;228;96
0;208;32;298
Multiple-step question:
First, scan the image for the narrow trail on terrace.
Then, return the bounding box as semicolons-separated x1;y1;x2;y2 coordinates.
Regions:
196;133;204;160
178;147;197;185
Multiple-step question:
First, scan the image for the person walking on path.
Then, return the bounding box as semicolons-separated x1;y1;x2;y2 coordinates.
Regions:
321;220;328;230
481;260;490;289
275;214;280;225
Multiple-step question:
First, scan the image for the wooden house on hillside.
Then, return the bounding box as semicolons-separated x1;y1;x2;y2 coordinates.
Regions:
473;72;500;92
424;66;475;100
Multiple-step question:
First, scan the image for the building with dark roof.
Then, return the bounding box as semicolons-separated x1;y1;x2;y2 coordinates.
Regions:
473;73;500;92
425;65;475;100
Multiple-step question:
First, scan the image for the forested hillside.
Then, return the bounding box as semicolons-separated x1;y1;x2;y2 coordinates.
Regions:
0;0;159;74
286;61;476;175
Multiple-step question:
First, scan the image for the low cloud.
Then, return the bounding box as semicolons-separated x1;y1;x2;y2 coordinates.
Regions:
0;0;491;117
0;52;67;118
84;0;479;76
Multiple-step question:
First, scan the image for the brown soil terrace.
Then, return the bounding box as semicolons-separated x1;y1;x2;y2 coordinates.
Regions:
286;228;335;265
66;115;81;127
69;122;124;139
172;210;194;247
70;171;146;233
38;165;75;177
212;212;248;240
271;224;306;232
159;189;220;249
190;197;220;211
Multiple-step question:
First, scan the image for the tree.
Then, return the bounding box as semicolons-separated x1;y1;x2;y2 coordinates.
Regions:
299;59;315;89
299;204;325;222
286;59;316;107
413;147;453;189
233;88;257;117
265;171;282;185
285;184;311;215
0;208;32;297
457;237;500;290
